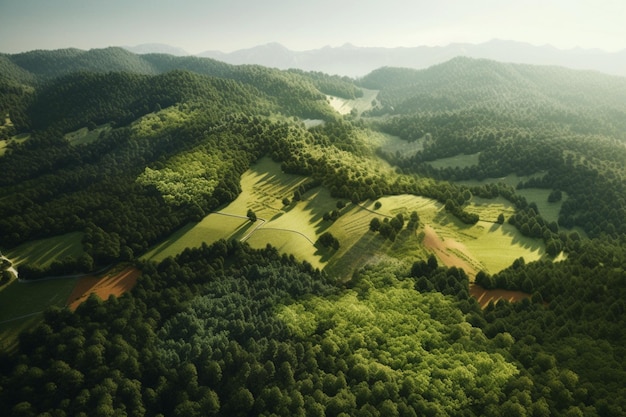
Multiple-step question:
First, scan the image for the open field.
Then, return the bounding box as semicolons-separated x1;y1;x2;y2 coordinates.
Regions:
0;133;30;156
0;277;77;352
457;173;538;189
470;284;531;308
139;157;547;287
4;232;84;268
67;265;141;311
515;188;565;223
327;88;379;116
362;130;424;159
429;152;480;169
64;124;112;146
141;215;252;262
363;194;545;276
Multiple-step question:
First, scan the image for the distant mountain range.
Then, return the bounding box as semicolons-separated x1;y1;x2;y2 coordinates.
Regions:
191;40;626;78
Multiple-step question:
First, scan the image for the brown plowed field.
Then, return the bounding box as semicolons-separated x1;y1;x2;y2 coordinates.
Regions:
67;266;141;311
423;225;530;307
469;284;530;308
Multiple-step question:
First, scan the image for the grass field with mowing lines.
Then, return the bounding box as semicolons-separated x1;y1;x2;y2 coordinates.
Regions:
360;194;545;277
141;215;252;263
139;157;548;282
0;277;76;353
4;232;84;268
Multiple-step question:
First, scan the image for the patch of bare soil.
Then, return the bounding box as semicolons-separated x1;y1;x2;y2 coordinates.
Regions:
422;225;477;275
67;266;141;311
469;284;531;308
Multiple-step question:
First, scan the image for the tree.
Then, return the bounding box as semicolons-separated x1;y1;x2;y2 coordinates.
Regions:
369;217;381;232
497;213;505;224
318;232;339;250
247;209;257;222
548;189;562;203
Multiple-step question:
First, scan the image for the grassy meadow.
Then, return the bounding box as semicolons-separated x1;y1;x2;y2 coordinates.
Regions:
0;277;77;352
0;133;30;156
429;152;480;169
140;156;548;278
327;88;379;115
4;232;84;268
64;124;112;146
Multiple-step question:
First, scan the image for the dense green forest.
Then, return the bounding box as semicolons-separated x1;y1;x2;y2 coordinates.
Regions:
1;49;625;416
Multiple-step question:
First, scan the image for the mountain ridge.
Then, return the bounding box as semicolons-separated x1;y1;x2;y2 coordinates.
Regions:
196;39;626;77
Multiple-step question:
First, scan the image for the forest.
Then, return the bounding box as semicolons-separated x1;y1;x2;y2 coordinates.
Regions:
0;49;625;416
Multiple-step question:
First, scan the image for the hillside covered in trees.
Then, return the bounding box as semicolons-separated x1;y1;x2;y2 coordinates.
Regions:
0;49;625;416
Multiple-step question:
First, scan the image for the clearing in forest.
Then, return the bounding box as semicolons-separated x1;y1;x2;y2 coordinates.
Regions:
140;158;547;280
64;124;112;146
66;265;141;311
0;133;30;156
5;232;84;269
0;277;76;353
327;88;379;115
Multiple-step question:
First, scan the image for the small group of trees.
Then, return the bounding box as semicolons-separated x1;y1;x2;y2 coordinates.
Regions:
317;232;340;250
369;212;419;241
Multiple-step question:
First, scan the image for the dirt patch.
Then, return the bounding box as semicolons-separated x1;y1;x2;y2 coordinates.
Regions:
423;225;477;275
469;284;530;308
67;266;141;311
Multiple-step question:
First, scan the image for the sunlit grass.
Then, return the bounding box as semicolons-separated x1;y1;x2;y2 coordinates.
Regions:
4;232;84;268
429;152;480;169
64;124;111;146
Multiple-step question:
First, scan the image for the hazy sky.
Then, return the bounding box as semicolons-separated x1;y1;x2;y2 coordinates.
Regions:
1;0;624;54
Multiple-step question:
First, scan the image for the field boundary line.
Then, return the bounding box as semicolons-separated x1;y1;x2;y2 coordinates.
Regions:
0;311;43;325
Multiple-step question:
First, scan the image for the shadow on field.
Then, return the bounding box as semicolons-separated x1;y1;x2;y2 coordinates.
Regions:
500;224;544;252
142;222;196;261
326;232;388;279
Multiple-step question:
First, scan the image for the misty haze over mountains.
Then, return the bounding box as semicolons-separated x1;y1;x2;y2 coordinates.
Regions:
123;39;626;78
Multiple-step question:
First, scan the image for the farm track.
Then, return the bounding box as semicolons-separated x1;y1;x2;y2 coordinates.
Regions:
213;211;314;244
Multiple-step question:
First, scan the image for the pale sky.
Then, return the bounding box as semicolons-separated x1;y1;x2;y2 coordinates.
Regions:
0;0;624;54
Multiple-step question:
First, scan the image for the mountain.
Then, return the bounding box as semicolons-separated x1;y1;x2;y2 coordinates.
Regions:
123;43;189;56
198;39;626;77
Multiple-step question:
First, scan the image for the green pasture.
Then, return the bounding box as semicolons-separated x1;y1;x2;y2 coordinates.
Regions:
327;88;379;116
64;124;112;146
363;130;424;159
0;277;76;353
457;173;536;189
4;232;84;268
140;157;548;279
361;194;545;276
429;152;480;169
0;133;30;156
515;188;565;223
141;215;252;263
